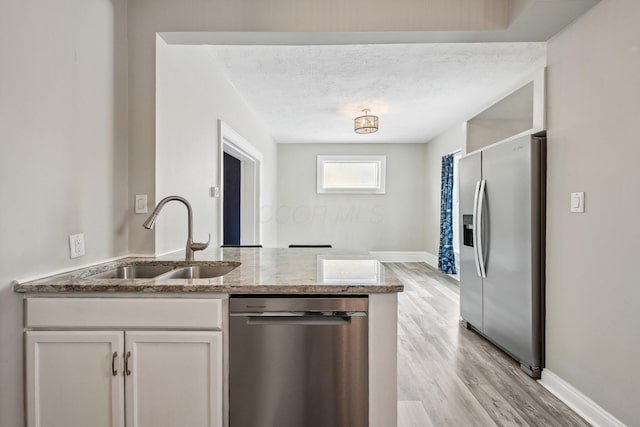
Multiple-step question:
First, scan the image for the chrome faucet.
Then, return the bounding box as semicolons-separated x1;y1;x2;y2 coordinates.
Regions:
142;195;210;261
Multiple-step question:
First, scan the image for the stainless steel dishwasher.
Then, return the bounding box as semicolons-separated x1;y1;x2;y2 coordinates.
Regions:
229;297;368;427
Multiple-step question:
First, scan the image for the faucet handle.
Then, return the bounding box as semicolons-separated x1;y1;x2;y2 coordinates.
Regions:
190;233;211;252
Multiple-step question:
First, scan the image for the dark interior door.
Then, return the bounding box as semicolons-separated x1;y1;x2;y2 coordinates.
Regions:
224;152;241;245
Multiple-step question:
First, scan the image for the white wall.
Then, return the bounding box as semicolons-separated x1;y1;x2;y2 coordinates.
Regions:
0;1;128;425
277;143;426;251
545;1;640;425
155;41;277;253
126;0;512;255
423;124;466;255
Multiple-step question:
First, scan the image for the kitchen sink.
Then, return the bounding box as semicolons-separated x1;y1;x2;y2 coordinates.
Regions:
87;264;175;279
86;261;240;280
159;264;239;279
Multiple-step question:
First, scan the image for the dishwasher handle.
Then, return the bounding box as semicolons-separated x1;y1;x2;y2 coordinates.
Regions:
245;315;354;326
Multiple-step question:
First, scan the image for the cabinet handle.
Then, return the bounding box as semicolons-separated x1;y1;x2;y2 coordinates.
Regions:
125;351;132;376
111;352;118;376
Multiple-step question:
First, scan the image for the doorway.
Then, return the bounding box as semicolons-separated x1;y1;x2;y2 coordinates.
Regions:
218;121;262;246
223;152;242;245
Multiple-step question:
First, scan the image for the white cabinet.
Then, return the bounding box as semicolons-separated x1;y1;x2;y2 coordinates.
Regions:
24;298;225;427
466;69;546;153
125;331;222;427
25;331;125;427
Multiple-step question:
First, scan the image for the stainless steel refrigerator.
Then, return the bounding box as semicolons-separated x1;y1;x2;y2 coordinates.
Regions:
458;133;546;378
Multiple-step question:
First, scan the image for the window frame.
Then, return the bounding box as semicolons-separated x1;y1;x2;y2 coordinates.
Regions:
316;155;386;194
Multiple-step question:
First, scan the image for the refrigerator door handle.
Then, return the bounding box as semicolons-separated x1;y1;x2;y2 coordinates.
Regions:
477;179;487;278
472;180;482;277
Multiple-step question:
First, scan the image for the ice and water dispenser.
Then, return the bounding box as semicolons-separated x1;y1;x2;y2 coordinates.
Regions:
463;215;474;247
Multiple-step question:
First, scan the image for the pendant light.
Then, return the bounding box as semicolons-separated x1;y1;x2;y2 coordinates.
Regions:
354;109;379;134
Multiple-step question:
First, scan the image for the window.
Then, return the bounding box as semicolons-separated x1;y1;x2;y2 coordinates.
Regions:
317;155;386;194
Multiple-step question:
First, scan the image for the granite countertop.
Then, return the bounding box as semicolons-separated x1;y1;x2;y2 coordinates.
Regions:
12;248;404;294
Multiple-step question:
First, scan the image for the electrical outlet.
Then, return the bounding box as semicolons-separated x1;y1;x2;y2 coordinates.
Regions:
69;233;85;258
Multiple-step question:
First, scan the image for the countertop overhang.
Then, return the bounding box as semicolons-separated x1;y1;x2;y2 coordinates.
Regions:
13;248;404;294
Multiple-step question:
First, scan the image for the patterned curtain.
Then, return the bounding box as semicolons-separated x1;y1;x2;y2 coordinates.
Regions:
438;154;457;274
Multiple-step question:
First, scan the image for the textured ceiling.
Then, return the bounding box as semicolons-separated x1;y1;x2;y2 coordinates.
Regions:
210;43;546;143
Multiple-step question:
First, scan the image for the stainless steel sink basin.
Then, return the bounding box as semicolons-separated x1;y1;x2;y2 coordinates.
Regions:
87;264;175;279
159;264;238;279
85;261;240;280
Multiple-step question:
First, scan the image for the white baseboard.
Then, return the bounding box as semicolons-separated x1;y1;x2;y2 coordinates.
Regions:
368;251;440;268
539;370;626;427
423;252;438;269
369;251;429;263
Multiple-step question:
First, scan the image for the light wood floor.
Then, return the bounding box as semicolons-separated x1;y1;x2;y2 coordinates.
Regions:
386;262;589;427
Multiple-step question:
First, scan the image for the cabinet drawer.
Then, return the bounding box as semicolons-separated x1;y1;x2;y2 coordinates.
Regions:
25;298;224;330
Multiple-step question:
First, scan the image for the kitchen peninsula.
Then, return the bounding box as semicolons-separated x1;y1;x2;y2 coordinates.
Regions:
14;248;402;427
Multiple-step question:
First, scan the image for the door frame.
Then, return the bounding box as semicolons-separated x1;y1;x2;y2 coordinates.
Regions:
218;120;262;246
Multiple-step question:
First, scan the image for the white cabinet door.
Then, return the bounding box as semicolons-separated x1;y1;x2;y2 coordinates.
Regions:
25;331;125;427
125;331;223;427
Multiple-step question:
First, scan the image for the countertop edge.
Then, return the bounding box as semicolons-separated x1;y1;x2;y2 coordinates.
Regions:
13;284;404;294
12;250;405;295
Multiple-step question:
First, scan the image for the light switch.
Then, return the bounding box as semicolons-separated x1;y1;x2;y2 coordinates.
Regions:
571;197;580;209
135;194;148;214
570;192;585;213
